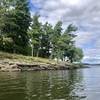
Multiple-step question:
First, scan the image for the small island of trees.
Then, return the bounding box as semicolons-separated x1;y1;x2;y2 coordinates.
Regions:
0;0;83;63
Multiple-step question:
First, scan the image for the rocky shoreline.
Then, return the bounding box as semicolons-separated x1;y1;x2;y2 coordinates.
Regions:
0;60;87;72
0;52;88;72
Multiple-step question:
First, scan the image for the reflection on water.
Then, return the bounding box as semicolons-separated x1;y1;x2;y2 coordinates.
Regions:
25;70;84;100
1;66;100;100
0;70;85;100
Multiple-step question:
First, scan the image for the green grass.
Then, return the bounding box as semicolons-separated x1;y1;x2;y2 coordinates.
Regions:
0;51;56;64
0;51;85;69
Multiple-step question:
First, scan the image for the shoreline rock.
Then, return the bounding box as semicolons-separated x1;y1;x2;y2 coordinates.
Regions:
0;60;89;72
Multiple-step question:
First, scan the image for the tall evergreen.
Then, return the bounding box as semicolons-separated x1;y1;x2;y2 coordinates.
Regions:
13;0;31;53
29;14;42;57
40;22;53;58
50;21;62;59
0;0;15;52
0;0;31;54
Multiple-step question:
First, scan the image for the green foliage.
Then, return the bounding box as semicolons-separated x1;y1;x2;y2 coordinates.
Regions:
28;14;43;57
0;0;31;54
40;22;53;58
29;15;83;62
73;47;84;62
0;0;83;62
14;0;31;46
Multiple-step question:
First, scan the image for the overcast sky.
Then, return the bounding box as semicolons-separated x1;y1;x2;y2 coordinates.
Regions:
29;0;100;62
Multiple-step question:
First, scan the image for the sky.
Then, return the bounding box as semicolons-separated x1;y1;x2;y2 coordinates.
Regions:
29;0;100;63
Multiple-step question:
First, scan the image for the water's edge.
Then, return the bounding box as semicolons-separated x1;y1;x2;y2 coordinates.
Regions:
0;60;88;72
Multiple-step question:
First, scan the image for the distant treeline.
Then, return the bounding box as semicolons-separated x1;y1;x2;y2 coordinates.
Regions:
0;0;83;62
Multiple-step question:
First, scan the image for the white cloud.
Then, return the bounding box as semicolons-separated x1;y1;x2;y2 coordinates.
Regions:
75;32;94;47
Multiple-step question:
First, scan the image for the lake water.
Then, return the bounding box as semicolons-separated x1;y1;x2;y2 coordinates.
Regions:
0;66;100;100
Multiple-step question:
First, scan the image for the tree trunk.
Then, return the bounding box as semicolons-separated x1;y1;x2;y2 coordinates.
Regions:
70;58;73;63
31;45;34;57
36;49;39;57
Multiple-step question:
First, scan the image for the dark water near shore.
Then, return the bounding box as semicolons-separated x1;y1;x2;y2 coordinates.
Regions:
0;66;100;100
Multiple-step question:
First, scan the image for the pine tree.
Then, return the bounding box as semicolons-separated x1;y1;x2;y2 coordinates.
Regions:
40;22;53;58
13;0;31;54
29;14;42;57
50;21;62;59
0;0;31;54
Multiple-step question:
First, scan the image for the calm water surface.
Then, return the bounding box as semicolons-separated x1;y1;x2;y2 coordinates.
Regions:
0;66;100;100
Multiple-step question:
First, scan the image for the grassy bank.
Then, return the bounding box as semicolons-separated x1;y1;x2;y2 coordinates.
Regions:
0;52;85;71
0;52;56;64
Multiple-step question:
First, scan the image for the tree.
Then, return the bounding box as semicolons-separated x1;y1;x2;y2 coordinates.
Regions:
73;47;83;62
29;14;42;57
13;0;31;54
0;0;16;52
50;21;62;59
40;22;53;58
52;24;77;62
61;24;78;62
0;0;31;54
65;46;83;63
